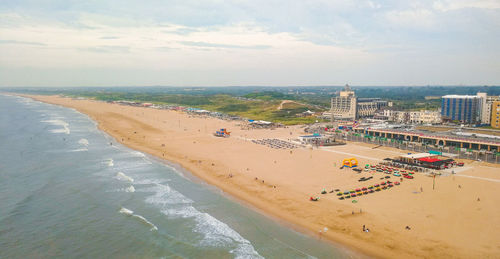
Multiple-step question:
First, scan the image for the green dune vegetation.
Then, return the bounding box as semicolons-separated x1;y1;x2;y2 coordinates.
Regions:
71;92;326;125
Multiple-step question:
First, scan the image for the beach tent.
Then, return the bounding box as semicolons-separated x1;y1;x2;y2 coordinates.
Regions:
342;158;358;168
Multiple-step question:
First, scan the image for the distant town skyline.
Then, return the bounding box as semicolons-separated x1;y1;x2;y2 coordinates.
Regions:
1;0;499;87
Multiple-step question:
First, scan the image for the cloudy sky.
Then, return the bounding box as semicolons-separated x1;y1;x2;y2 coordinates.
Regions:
0;0;499;87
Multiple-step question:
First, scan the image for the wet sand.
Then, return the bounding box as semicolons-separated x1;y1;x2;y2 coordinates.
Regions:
27;95;500;258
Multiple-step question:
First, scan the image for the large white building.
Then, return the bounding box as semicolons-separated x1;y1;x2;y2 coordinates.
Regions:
330;85;388;121
330;84;357;120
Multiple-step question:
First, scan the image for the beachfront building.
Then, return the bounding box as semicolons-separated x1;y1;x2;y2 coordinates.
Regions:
415;110;442;124
379;109;441;124
491;101;500;129
330;85;389;121
395;153;453;170
441;94;482;124
357;98;389;118
479;94;500;125
330;84;357;121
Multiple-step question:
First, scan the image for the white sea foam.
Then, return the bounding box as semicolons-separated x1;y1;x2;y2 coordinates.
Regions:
78;138;89;146
131;151;146;157
119;207;134;215
105;158;114;167
133;214;158;231
134;178;170;185
116;172;134;183
143;183;193;205
142;181;262;258
119;207;158;231
42;119;70;134
125;185;135;193
70;148;88;152
161;206;263;258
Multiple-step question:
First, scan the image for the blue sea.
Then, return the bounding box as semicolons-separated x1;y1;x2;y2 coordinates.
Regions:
0;94;353;258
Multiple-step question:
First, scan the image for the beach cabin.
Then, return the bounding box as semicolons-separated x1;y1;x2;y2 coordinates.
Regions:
395;153;454;170
298;134;324;144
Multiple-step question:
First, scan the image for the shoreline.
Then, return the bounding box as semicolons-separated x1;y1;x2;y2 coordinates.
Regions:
21;94;500;259
17;93;366;257
91;114;370;258
147;151;361;258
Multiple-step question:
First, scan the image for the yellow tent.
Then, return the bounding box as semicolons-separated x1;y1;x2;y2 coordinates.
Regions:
342;158;358;168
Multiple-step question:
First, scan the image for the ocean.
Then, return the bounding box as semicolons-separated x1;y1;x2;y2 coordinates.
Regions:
0;94;352;258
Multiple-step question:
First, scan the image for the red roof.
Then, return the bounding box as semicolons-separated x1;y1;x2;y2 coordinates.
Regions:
418;157;442;163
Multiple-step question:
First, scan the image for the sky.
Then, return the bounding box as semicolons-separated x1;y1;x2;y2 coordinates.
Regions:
0;0;499;87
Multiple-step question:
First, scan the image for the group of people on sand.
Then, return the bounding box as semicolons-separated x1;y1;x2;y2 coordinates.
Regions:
362;225;370;233
254;177;277;188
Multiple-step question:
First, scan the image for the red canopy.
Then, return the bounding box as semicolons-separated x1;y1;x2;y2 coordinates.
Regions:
418;157;441;163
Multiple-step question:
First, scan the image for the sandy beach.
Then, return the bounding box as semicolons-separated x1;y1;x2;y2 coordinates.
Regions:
27;95;500;258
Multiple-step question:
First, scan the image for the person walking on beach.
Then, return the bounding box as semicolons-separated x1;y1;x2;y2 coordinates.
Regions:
363;225;366;232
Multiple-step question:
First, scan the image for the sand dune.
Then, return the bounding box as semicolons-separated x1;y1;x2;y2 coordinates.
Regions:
28;95;500;258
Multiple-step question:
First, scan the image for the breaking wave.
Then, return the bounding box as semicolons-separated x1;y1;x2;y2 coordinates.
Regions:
105;158;114;167
78;138;89;146
70;148;88;152
42;119;70;134
143;181;263;258
115;172;134;183
119;207;158;231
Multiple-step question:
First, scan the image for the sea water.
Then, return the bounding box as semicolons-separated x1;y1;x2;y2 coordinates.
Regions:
0;94;352;258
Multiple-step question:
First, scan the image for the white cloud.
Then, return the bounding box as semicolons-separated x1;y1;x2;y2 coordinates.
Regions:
0;13;369;73
384;8;436;29
433;0;500;11
1;1;499;86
